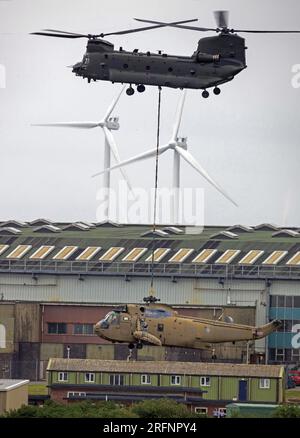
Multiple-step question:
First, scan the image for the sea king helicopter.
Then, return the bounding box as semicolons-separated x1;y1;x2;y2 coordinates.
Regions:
32;11;300;98
94;294;281;354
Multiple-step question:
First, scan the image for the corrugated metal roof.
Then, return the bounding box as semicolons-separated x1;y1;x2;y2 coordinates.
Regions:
47;358;283;378
0;223;300;269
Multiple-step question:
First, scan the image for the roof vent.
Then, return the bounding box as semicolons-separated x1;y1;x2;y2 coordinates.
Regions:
0;227;22;235
272;230;299;238
141;229;170;238
33;225;61;233
209;231;238;240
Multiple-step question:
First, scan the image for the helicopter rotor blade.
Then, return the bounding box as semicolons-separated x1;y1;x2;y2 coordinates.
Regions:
30;31;87;39
233;29;300;33
134;18;300;35
214;10;229;29
102;18;199;37
42;29;88;36
134;18;216;32
32;19;199;40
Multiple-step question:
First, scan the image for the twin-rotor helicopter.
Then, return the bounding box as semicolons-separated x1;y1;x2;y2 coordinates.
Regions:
32;12;288;354
32;11;300;97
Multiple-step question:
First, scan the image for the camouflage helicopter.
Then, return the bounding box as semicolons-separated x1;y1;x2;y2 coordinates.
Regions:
31;11;300;98
94;295;281;352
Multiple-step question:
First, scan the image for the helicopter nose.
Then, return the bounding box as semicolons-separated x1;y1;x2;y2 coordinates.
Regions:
72;62;83;73
94;321;101;335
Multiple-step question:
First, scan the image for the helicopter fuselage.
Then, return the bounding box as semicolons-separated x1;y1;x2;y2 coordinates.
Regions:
94;303;281;350
73;34;247;91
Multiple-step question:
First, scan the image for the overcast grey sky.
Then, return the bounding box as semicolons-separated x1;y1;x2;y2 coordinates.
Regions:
0;0;299;225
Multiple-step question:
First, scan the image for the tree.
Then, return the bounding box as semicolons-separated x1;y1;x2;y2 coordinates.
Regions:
132;398;199;418
273;404;300;418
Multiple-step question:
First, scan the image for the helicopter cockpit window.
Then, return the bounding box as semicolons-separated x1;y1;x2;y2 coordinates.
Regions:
83;56;90;66
102;311;120;326
144;308;172;319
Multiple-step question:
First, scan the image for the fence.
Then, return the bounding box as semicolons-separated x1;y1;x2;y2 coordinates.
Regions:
0;259;299;279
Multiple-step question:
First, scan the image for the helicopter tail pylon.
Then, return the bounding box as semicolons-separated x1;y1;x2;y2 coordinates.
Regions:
252;319;282;340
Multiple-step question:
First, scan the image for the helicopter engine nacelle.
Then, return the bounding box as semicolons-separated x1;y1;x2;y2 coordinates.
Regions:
197;34;246;66
197;52;220;63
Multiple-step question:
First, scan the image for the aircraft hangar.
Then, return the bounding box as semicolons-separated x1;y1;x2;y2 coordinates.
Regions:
0;219;299;379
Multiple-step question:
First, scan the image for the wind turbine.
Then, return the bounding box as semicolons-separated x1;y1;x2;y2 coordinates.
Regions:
92;90;237;224
32;86;132;219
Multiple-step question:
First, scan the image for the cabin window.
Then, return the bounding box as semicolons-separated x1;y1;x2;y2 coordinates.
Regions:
168;67;173;72
146;65;151;70
200;376;211;387
157;324;164;332
195;407;208;414
141;374;151;385
144;308;172;318
170;375;181;385
85;373;95;383
48;322;67;334
83;56;89;65
103;311;120;326
0;324;6;349
123;63;128;69
58;372;68;382
67;392;86;398
109;374;125;386
259;378;270;389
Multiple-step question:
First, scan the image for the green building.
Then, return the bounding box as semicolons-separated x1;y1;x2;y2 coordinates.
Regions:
47;358;285;416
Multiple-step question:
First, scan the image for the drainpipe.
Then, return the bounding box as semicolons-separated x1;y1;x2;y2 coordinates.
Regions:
265;280;271;364
246;341;250;364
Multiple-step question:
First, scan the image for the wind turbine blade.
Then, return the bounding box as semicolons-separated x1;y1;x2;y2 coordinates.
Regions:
32;122;100;129
103;86;126;122
175;146;238;207
92;142;170;177
171;90;187;142
102;126;134;192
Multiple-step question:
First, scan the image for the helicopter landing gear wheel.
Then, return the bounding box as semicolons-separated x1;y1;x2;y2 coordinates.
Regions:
137;84;145;93
136;342;143;350
202;89;209;98
127;343;135;361
213;87;221;95
126;86;135;96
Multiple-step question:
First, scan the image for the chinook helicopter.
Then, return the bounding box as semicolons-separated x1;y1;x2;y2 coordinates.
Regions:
94;295;281;352
31;11;300;98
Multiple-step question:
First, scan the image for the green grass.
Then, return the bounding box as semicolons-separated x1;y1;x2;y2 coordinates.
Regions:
28;383;48;396
285;389;300;399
